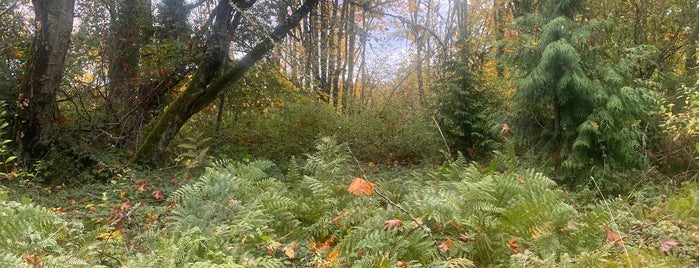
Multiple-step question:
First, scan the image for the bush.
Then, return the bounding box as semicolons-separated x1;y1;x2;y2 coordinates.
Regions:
196;96;441;165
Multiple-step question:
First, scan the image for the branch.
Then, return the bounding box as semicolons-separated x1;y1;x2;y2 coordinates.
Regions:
347;146;448;262
0;0;18;17
351;2;444;48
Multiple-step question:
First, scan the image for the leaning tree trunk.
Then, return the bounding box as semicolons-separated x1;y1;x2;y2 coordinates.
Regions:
132;0;320;164
15;0;75;162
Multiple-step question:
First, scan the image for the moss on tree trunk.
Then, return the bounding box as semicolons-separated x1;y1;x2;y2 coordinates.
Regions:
132;0;320;165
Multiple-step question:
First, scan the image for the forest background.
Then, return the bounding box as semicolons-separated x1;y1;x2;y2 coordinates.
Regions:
0;0;698;266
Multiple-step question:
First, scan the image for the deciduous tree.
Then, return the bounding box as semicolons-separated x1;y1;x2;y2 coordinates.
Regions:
15;0;75;161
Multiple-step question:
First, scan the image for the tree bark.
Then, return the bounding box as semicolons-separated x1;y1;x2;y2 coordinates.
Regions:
132;0;320;164
15;0;75;161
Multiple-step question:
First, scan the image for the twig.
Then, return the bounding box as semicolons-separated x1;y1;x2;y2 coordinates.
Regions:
109;202;142;228
347;146;448;261
591;175;632;268
432;117;452;158
0;1;18;17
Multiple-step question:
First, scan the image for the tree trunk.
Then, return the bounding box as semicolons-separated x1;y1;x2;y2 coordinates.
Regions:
132;0;320;164
106;0;153;146
685;17;699;82
15;0;75;162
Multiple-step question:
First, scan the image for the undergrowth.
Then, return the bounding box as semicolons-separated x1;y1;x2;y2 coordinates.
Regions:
0;137;697;267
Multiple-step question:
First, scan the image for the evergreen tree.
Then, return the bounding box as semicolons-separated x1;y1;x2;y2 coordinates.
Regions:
510;0;657;186
438;60;501;159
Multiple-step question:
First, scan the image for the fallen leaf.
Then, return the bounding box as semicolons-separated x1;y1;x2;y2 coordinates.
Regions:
502;123;512;136
348;177;375;196
332;211;349;228
605;225;624;247
24;254;41;266
508;237;521;254
439;239;454;251
327;249;340;263
311;238;334;251
134;180;148;191
152;190;165;201
396;260;407;268
660;238;678;252
96;230;123;241
11;50;23;58
284;243;297;259
459;233;475;242
384;219;403;230
266;241;281;255
120;200;131;210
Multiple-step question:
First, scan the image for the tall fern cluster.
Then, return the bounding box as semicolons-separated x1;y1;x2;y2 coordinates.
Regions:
0;192;91;267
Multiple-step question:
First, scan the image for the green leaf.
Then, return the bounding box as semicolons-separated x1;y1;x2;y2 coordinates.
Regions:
4;156;16;164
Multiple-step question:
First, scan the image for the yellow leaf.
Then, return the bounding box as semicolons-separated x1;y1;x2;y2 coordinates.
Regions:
97;230;123;241
348;177;375;196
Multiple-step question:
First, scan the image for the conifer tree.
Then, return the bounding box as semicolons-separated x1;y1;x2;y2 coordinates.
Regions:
510;0;656;185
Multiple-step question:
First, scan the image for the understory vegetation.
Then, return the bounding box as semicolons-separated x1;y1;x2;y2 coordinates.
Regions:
1;137;698;267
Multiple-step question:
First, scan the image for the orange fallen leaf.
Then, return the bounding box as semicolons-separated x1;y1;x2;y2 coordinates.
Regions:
605;225;624;247
396;261;407;268
384;219;403;230
508;237;521;254
439;239;454;251
11;50;23;58
310;238;334;251
24;254;41;266
348;177;375;196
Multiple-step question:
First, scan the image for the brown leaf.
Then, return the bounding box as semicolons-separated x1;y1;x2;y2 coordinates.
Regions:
120;200;132;210
134;180;149;191
396;261;407;268
459;233;475;242
502;123;512;136
152;190;165;201
348;177;375;196
660;238;678;252
508;237;521;254
384;219;403;230
332;211;349;228
439;239;454;251
24;254;42;266
283;243;297;259
605;225;624;247
266;241;281;255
